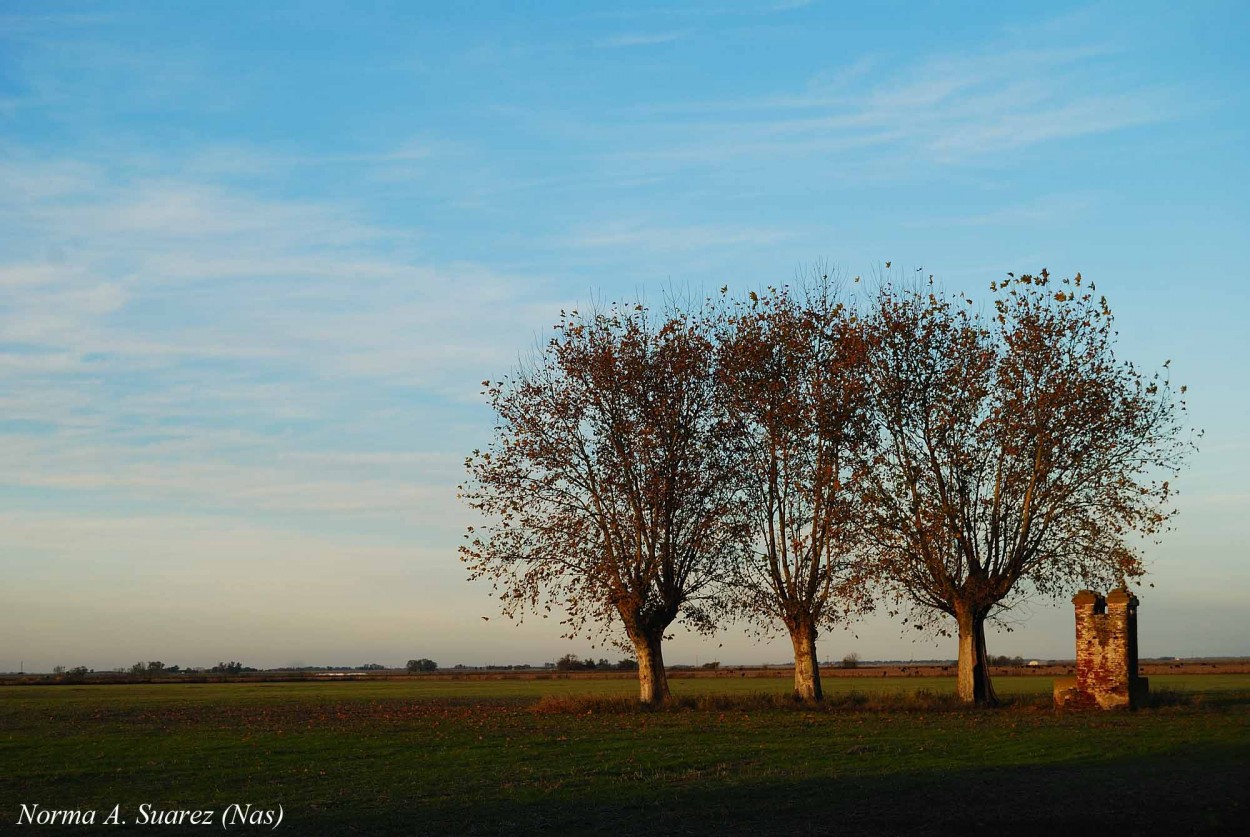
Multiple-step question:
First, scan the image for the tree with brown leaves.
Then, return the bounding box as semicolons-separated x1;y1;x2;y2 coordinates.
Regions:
719;281;874;701
459;302;741;704
862;271;1194;704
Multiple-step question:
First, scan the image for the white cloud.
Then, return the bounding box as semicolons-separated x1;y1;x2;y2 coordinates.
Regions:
0;157;553;368
0;153;562;539
901;193;1098;229
596;31;686;48
0;435;461;515
602;41;1177;171
0;156;103;202
563;220;796;251
179;141;440;180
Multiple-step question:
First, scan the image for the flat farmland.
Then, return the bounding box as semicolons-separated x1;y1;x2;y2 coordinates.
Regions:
3;674;1248;835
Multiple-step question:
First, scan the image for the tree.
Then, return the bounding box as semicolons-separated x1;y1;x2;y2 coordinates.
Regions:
406;658;438;673
461;301;742;704
718;281;874;701
841;652;860;669
555;654;584;671
862;272;1193;704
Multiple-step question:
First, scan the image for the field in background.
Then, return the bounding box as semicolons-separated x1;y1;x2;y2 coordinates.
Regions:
4;674;1248;835
8;658;1246;688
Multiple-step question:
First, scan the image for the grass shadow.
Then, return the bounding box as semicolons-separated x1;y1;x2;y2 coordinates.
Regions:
289;738;1250;836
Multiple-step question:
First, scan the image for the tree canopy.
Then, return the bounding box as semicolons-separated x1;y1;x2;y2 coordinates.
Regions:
718;279;874;700
460;271;1195;705
460;301;742;703
860;272;1193;702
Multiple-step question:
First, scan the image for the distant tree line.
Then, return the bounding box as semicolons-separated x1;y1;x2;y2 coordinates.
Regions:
989;655;1026;668
35;652;1038;681
43;661;253;679
128;661;183;674
553;654;638;672
461;270;1195;706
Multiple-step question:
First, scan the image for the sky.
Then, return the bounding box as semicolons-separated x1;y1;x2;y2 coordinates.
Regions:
1;0;1247;672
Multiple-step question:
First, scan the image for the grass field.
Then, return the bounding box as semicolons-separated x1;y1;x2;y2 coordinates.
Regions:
3;674;1248;835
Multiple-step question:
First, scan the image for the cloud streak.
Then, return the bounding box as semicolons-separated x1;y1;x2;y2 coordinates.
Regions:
0;154;563;538
596;31;686;48
597;42;1178;171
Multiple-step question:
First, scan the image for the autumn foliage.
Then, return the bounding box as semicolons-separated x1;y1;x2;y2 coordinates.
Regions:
460;302;742;704
461;271;1194;705
718;281;875;701
861;271;1193;703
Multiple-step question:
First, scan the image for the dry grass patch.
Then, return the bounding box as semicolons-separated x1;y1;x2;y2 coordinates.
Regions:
528;688;1054;714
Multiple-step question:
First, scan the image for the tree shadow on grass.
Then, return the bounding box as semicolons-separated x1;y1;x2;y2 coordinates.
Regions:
308;739;1249;836
12;731;1244;836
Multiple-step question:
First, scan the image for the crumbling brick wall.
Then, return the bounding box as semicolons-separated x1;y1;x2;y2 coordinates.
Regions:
1053;589;1149;710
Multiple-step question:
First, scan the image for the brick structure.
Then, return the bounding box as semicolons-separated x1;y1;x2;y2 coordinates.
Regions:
1053;588;1149;710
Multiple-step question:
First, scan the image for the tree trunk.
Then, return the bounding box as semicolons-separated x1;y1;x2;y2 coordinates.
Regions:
631;631;670;705
789;619;823;701
955;605;998;705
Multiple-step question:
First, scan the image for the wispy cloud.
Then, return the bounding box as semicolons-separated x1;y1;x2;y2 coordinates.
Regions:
901;193;1099;229
563;220;796;251
0;153;563;533
180;141;440;179
596;31;686;48
599;41;1178;170
0;2;1239;670
0;439;461;519
584;2;813;22
0;509;478;665
0;12;118;31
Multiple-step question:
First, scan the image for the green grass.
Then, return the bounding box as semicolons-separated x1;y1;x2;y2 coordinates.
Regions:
3;675;1248;835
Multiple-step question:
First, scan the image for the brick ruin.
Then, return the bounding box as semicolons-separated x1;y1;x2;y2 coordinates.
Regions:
1053;588;1149;710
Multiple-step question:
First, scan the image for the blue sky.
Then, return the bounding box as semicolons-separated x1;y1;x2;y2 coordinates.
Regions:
1;0;1247;671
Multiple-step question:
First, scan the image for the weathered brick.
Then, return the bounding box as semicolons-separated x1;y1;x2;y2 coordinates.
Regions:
1053;589;1149;710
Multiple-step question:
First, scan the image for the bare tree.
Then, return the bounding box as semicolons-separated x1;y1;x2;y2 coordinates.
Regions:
718;281;873;700
862;272;1194;704
460;301;741;704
